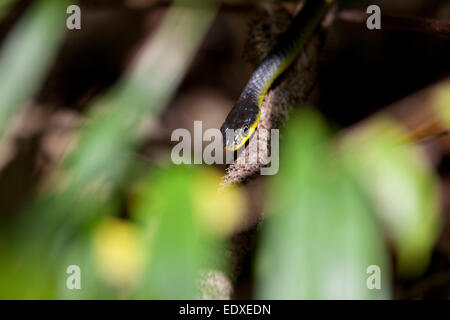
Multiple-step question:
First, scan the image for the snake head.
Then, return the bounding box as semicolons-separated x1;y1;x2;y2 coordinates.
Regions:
220;102;260;151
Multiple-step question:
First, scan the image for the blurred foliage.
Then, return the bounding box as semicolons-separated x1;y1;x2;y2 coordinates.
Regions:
435;81;450;126
0;0;69;135
340;118;441;278
0;0;446;300
256;109;390;299
13;0;217;256
131;166;245;299
0;0;223;299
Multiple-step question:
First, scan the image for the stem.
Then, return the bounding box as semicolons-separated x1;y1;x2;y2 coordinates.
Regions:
339;9;450;38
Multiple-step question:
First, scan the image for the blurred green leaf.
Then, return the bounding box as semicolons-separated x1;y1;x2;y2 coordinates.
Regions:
56;234;112;300
0;0;70;135
256;109;391;299
340;119;441;278
132;166;228;299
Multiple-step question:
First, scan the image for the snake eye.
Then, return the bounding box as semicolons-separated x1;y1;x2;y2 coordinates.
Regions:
243;126;249;136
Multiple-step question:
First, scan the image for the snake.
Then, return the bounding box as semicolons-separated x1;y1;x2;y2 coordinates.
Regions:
220;0;334;151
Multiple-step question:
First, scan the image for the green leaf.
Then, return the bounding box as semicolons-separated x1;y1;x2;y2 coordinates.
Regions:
0;0;70;134
132;166;227;299
340;119;441;278
256;109;391;299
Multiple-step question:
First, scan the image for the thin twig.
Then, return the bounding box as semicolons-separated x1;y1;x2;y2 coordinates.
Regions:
339;9;450;38
340;78;450;146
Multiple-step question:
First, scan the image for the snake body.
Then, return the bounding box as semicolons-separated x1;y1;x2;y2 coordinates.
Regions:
220;0;334;151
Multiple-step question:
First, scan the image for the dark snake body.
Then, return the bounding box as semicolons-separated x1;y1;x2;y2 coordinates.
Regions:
220;0;333;151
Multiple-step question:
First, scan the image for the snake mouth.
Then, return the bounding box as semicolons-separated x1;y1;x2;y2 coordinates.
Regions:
222;127;247;151
222;126;257;151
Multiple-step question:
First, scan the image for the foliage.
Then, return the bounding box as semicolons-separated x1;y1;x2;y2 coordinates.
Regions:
0;0;446;299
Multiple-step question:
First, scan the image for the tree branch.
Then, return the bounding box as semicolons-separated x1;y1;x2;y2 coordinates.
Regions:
339;9;450;38
340;78;450;146
222;6;329;185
